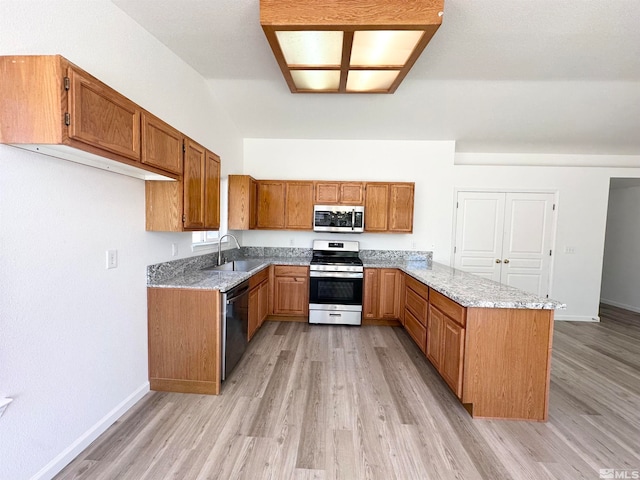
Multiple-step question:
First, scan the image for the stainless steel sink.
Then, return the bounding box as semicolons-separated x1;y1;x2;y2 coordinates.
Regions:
201;259;265;272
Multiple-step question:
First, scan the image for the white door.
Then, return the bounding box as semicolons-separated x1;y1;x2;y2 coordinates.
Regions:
454;192;505;282
454;191;556;297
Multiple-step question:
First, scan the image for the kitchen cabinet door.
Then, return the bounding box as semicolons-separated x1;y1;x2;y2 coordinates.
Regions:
441;316;465;398
363;268;401;320
285;181;314;229
68;66;141;161
364;183;389;232
257;181;286;229
183;139;206;229
204;150;220;230
258;280;269;327
426;305;444;370
315;182;340;204
340;182;365;205
141;111;183;175
362;269;380;319
272;266;309;316
378;269;402;319
248;287;260;341
389;183;415;232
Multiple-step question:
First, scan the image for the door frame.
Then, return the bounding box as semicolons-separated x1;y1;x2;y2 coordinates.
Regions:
451;188;560;297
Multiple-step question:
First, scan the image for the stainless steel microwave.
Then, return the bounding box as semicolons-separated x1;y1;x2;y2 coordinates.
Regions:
313;205;364;233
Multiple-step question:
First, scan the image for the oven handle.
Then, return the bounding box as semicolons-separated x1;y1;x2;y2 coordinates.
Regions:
310;271;363;279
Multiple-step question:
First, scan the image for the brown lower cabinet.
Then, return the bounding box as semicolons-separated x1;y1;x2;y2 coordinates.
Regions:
147;287;221;395
401;272;554;421
271;265;309;316
248;267;270;340
363;268;402;320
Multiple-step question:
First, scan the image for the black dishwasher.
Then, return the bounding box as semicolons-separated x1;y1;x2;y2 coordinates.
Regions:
221;280;249;381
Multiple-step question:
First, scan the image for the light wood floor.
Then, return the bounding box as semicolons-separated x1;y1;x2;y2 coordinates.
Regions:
56;305;640;479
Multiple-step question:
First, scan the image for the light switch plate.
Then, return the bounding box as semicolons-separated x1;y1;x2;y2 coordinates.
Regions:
106;250;118;269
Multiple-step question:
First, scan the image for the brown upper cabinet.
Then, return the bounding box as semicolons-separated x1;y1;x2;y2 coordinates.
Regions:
145;139;220;231
365;182;415;233
256;181;286;229
227;177;415;233
0;55;179;180
256;180;314;230
141;112;184;175
228;175;258;230
314;181;364;205
285;181;314;229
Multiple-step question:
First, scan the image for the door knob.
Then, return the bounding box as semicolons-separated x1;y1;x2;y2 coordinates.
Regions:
495;259;502;263
503;259;510;264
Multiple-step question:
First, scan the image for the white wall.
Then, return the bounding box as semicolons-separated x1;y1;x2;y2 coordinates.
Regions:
0;1;242;479
601;185;640;313
242;139;640;322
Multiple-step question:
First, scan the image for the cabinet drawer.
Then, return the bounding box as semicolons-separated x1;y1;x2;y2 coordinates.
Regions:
249;267;269;289
274;265;308;277
430;290;466;327
405;287;428;326
405;274;429;299
404;308;426;352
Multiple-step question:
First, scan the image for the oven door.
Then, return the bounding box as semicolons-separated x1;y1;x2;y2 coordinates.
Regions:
309;271;363;308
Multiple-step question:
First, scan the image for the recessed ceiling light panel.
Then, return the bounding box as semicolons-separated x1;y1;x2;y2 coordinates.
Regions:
276;31;343;66
350;31;425;67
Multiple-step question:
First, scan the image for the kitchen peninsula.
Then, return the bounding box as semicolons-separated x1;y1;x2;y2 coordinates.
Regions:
147;248;564;421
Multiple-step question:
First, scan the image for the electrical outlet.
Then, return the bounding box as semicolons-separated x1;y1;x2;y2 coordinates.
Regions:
106;250;118;269
172;243;178;257
289;238;295;246
564;246;576;254
0;398;13;419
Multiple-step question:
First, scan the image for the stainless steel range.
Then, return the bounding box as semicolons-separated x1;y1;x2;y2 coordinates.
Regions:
309;240;363;325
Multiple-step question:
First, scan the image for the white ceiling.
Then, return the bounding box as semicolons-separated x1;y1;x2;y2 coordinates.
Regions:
113;0;640;155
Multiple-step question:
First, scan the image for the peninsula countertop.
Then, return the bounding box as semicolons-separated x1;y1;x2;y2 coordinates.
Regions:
147;256;565;310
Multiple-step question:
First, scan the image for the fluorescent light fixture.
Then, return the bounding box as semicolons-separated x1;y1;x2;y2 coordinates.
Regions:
291;70;341;91
276;31;343;66
346;70;401;92
350;31;425;67
261;0;444;94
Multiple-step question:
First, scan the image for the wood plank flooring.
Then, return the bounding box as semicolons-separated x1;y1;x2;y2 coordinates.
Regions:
56;305;640;479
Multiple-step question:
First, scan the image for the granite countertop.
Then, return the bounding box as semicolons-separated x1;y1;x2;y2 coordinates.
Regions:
147;256;310;292
148;252;565;310
364;259;565;310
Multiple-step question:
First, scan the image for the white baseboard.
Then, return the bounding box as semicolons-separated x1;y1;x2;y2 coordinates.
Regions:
31;382;150;480
600;299;640;314
554;314;600;322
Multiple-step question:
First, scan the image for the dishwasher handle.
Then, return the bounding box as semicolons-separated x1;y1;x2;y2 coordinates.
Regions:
226;285;249;304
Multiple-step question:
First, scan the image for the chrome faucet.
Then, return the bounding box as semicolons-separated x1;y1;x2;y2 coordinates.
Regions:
217;233;241;266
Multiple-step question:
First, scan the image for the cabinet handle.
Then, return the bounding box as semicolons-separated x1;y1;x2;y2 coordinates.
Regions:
495;259;502;263
503;259;510;264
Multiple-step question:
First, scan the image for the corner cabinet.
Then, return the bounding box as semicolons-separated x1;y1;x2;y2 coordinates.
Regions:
145;139;220;232
228;175;258;230
365;182;415;233
0;55;179;180
363;268;402;321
